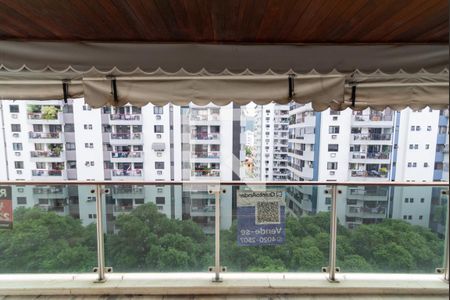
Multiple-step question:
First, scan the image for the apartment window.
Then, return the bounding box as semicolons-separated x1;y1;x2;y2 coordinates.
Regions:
155;162;165;169
36;162;46;169
103;125;112;133
403;215;407;220
33;124;43;132
425;144;430;149
420;198;425;203
424;162;429;167
408;215;412;220
408;162;412;167
404;198;408;203
327;162;338;170
39;199;48;205
329;126;340;134
157;170;163;175
104;161;113;169
135;199;144;205
154;125;164;133
328;144;339;152
83;105;91;111
11;124;21;132
64;124;75;132
415;126;421;131
414;144;418;149
85;143;94;148
410;198;414;203
13;143;22;151
14;161;24;169
85;161;95;167
17;197;27;205
9;105;19;113
411;126;415;131
156;197;165;205
427;126;432;131
419;215;423;220
102;107;111;114
332;116;338;121
153;106;164;114
409;144;413;149
413;162;417;167
88;214;97;219
63;105;73;113
330;110;340;115
67;161;76;169
157;187;164;193
66;142;76;150
84;124;93;130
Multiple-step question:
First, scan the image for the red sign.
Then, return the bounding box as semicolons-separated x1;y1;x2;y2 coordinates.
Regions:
0;186;12;229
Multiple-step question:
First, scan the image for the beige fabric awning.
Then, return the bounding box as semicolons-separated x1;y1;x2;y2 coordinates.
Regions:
0;42;448;111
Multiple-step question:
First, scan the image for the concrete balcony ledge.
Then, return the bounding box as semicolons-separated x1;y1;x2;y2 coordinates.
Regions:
0;273;447;297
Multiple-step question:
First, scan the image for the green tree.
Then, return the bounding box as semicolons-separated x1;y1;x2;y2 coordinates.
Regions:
0;208;96;273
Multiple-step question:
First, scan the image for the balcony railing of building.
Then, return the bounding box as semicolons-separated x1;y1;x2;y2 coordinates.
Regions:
0;180;447;285
350;170;388;178
352;133;392;141
29;132;60;139
192;151;220;158
110;133;142;140
31;169;63;176
351;152;390;160
191;133;220;140
30;150;62;158
111;169;143;176
353;114;393;122
27;112;60;120
110;114;141;121
111;151;143;158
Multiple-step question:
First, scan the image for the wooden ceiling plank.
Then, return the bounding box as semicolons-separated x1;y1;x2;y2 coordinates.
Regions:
278;0;314;41
381;1;449;42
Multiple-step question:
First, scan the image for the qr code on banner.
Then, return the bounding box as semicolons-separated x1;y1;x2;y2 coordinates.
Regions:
255;201;280;224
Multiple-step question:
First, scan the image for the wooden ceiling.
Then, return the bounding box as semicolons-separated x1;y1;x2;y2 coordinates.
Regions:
0;0;448;43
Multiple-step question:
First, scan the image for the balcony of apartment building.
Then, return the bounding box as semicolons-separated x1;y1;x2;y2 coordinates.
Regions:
350;132;393;145
191;162;221;178
347;186;389;201
190;108;221;125
108;106;142;125
109;131;142;145
111;163;144;180
190;125;220;143
28;128;64;143
31;162;65;178
30;143;64;162
110;145;144;162
111;185;144;197
191;144;220;162
351;110;394;127
190;197;216;217
36;197;68;215
349;163;390;181
32;185;67;198
26;104;62;124
288;160;314;180
349;147;391;164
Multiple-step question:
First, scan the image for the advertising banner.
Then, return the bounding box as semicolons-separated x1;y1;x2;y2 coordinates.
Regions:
237;190;285;246
0;186;13;229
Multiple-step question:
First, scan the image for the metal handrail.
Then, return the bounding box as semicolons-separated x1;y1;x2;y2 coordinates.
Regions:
0;180;447;186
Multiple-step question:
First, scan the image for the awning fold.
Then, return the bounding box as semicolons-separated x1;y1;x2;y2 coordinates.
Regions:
0;42;448;111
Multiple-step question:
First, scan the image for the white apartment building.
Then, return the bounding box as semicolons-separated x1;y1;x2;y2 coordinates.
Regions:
0;100;235;232
253;103;290;181
286;103;449;229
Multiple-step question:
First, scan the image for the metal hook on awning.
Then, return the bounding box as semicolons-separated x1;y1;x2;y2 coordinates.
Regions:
62;80;69;104
288;74;296;101
109;77;118;105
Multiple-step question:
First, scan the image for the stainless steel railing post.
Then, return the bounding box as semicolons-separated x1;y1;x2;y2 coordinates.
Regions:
328;185;339;282
213;189;222;282
444;192;449;282
94;184;106;282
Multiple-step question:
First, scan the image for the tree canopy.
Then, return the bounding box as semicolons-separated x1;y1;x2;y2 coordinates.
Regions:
0;204;444;273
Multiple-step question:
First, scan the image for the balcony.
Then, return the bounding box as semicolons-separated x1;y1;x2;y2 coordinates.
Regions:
27;112;62;123
352;114;393;127
109;114;142;124
28;132;62;141
111;169;143;177
191;133;220;142
31;169;64;177
109;133;142;144
191;151;220;161
110;151;143;161
0;181;447;297
349;170;389;181
191;169;220;177
351;133;392;144
30;150;63;161
350;152;390;163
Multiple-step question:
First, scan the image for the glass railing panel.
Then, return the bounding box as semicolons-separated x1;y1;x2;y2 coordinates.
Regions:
220;184;328;272
0;184;97;273
336;185;447;273
103;183;214;272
